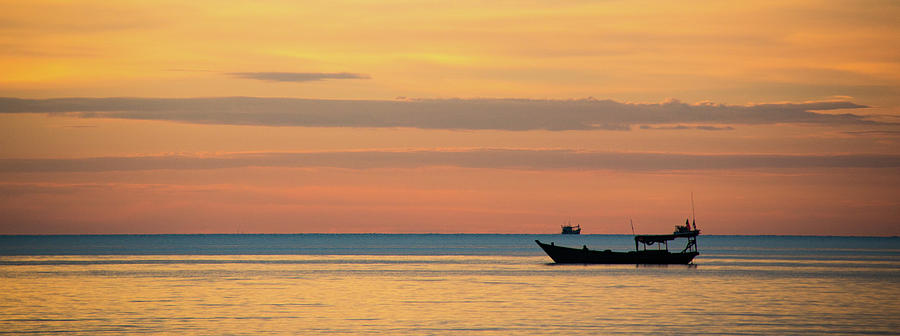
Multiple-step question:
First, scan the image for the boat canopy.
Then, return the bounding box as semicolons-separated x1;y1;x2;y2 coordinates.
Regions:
634;230;699;245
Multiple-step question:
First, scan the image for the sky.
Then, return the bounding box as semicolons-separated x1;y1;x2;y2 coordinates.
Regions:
1;0;899;235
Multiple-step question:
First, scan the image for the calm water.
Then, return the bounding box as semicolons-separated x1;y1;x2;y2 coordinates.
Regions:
1;234;898;335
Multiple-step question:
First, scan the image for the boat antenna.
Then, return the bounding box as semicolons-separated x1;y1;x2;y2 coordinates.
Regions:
629;217;635;236
691;192;697;230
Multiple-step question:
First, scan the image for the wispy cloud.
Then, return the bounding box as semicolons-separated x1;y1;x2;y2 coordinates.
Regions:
640;125;735;131
842;130;900;137
0;97;875;131
0;43;98;58
226;72;370;82
2;149;898;173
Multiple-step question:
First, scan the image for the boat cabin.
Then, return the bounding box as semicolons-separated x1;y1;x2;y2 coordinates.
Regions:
634;220;699;253
561;224;581;234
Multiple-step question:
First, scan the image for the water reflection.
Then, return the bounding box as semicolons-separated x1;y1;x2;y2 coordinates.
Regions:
635;263;697;269
1;254;898;335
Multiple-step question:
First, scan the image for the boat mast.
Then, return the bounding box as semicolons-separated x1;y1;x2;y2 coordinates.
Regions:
630;218;638;251
690;192;699;252
691;192;696;230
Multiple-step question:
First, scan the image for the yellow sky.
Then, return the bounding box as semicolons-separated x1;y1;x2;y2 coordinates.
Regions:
2;0;898;104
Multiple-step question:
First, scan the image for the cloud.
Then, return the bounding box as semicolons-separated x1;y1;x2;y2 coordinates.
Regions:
0;97;876;131
2;149;898;173
0;3;171;33
640;125;735;131
0;43;99;58
165;68;214;72
226;72;370;82
842;130;900;137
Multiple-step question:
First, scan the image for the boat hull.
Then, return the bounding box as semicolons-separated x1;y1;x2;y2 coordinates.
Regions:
535;240;698;264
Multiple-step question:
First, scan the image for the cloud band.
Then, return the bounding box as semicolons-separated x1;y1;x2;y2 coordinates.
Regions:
0;97;874;131
2;149;898;173
226;72;370;82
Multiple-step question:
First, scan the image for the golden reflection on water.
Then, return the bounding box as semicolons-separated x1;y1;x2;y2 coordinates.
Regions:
1;255;899;335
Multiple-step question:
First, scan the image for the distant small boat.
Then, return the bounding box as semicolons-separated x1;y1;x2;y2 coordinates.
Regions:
561;220;581;234
537;220;700;264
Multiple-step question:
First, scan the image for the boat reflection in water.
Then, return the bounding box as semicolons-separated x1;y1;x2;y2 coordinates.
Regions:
536;220;700;264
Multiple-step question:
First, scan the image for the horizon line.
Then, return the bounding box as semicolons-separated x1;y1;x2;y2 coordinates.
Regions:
1;233;896;238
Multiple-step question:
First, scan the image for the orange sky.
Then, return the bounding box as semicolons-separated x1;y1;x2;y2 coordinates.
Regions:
1;0;898;235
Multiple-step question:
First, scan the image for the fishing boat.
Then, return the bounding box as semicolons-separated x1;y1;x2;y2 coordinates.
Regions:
561;220;581;234
536;220;700;264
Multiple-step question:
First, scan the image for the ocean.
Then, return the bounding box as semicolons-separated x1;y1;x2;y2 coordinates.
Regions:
1;234;898;335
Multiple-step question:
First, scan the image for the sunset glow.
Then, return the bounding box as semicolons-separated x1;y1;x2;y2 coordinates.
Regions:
1;0;898;235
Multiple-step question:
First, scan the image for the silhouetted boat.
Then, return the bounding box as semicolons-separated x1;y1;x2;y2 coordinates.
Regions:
536;220;700;264
561;221;581;234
